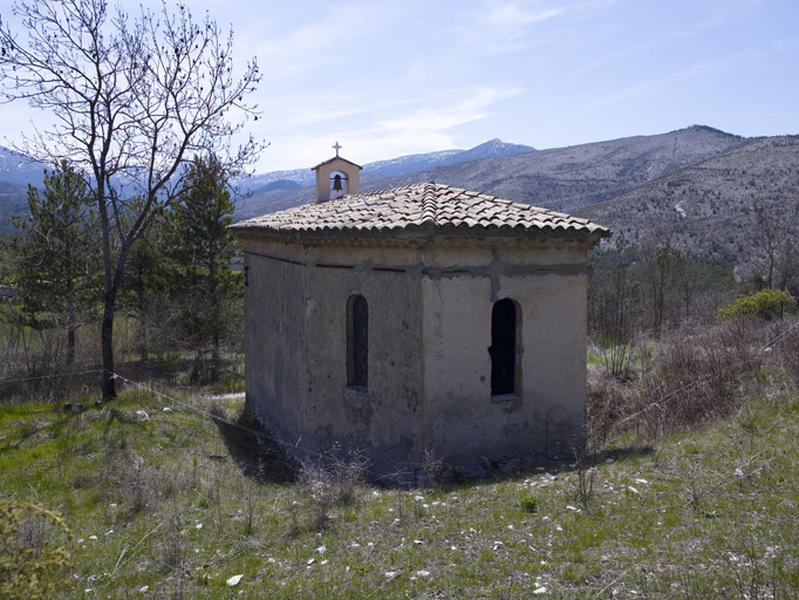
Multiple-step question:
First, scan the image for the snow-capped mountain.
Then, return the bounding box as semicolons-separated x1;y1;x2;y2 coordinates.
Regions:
0;146;45;188
238;139;535;193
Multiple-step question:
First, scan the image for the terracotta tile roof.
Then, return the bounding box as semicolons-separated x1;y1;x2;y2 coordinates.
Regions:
231;182;611;238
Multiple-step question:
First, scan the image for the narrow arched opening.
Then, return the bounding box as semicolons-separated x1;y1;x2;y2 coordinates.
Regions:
490;298;518;396
347;294;368;389
329;169;349;198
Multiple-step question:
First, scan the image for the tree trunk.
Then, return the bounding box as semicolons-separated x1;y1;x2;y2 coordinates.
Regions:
209;261;220;383
137;269;149;364
66;326;76;368
211;328;220;383
101;288;117;400
66;292;76;368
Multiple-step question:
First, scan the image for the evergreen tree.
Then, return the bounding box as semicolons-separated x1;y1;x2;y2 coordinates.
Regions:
120;204;174;364
171;155;241;382
14;161;98;367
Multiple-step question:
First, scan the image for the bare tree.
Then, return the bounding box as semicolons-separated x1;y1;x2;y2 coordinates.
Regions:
0;0;262;398
591;265;636;378
751;197;799;292
639;238;685;335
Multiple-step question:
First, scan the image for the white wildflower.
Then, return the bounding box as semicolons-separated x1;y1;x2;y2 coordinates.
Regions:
226;574;243;587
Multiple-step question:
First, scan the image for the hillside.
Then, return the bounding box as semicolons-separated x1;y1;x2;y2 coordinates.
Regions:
0;145;44;188
581;135;799;254
0;181;28;236
0;146;43;235
237;139;535;194
237;125;743;219
2;372;797;597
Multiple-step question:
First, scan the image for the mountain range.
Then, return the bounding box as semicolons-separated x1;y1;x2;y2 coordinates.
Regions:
232;125;748;219
236;138;534;193
1;127;797;264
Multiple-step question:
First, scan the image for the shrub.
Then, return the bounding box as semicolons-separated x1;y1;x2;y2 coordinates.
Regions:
633;321;761;438
519;494;539;513
0;500;71;600
297;447;368;531
776;326;799;383
589;320;764;444
717;289;796;321
586;370;629;451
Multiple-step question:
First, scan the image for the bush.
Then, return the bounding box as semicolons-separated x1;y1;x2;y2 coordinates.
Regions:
297;447;368;532
0;500;71;600
717;289;796;321
588;320;764;444
586;370;629;451
775;325;799;384
519;494;539;513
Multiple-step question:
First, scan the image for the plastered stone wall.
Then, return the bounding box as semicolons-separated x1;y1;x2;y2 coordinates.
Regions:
421;258;587;468
241;235;589;479
243;239;426;476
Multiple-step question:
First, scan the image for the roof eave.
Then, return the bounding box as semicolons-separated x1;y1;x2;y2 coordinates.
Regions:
310;156;363;171
230;222;610;246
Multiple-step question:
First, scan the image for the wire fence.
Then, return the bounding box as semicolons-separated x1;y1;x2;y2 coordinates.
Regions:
2;316;798;479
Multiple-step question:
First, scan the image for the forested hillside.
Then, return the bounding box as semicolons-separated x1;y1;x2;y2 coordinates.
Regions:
235;125;743;219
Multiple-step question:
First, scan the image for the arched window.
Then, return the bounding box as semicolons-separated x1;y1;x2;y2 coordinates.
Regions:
490;298;518;396
329;169;349;198
347;294;368;389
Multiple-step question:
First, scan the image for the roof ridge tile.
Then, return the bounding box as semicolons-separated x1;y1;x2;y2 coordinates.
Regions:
420;182;438;226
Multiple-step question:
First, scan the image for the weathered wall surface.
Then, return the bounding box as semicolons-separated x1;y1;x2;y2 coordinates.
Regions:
421;243;588;468
242;235;589;479
242;239;426;477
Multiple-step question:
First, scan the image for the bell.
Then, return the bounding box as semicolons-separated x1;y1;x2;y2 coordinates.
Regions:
332;174;343;192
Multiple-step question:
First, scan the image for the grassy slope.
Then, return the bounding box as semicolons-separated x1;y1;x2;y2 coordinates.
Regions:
1;384;798;599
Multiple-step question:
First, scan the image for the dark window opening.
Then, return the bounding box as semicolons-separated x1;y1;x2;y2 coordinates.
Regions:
490;298;517;395
347;294;368;389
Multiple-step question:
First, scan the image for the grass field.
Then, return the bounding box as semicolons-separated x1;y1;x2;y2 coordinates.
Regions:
1;376;798;598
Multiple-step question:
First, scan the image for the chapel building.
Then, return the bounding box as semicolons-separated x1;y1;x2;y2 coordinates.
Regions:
231;149;610;480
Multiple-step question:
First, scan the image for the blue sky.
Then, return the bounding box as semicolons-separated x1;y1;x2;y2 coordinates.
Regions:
1;0;798;171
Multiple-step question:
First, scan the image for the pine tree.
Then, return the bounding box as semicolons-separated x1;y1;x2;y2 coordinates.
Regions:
171;155;241;382
120;204;174;364
14;161;98;367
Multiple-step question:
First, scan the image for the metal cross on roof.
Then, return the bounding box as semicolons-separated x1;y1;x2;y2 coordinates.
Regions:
332;141;342;157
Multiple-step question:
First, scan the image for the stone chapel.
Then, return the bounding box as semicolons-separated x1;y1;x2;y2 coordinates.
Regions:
231;147;610;480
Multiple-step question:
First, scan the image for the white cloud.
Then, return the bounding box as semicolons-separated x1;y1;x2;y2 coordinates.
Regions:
256;85;523;169
486;4;563;26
